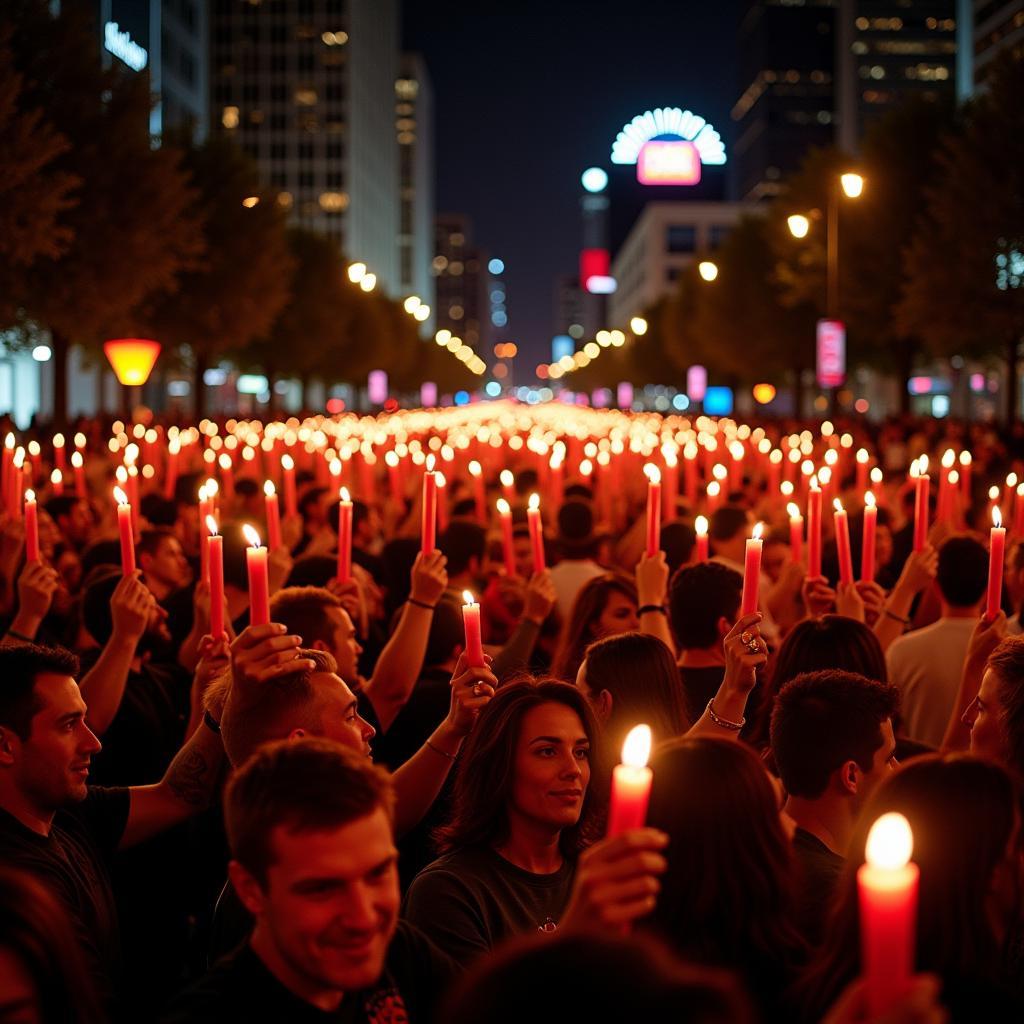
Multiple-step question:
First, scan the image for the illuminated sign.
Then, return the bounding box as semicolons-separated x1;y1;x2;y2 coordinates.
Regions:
580;248;615;294
552;335;574;362
816;319;846;388
611;107;725;187
686;365;707;402
704;386;734;416
104;22;148;72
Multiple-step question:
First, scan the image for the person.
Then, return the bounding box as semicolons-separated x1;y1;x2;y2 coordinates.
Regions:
639;736;808;1018
769;670;901;946
160;738;458;1022
42;495;93;553
136;528;192;604
548;500;605;619
403;679;600;963
797;755;1024;1020
886;534;989;746
438;520;487;597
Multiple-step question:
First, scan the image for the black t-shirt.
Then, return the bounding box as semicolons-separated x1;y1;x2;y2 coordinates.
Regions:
792;827;845;948
0;787;130;1005
679;665;726;724
371;667;452;773
164;922;457;1024
403;845;576;964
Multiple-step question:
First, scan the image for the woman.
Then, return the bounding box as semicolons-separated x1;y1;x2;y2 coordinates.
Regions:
640;737;807;1018
797;755;1024;1021
403;679;600;963
551;571;638;682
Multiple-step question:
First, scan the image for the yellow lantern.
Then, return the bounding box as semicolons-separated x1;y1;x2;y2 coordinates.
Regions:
103;339;162;386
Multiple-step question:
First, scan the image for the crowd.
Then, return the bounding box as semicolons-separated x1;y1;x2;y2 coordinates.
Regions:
1;406;1023;1023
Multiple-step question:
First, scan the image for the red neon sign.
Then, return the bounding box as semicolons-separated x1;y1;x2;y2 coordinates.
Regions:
580;248;610;289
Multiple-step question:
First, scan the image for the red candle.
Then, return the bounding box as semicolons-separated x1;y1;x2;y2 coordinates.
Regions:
114;486;135;577
807;479;823;579
281;453;298;519
497;498;516;577
1004;473;1018;517
461;589;486;668
858;812;918;1017
469;460;486;524
938;450;955;524
2;434;13;512
911;458;930;553
855;448;870;496
694;515;709;563
607;724;653;837
1015;483;1024;538
986;506;1006;622
834;498;854;587
740;522;764;617
787;502;803;564
219;453;235;507
50;468;63;497
422;459;438;555
662;449;679;522
435;472;449;534
527;493;546;573
263;480;282;552
706;480;721;513
243;524;270;627
337;487;353;583
11;449;24;519
198;482;214;585
71;451;86;498
959;451;972;508
385;450;402;503
768;448;783;495
24;489;39;563
644;463;662;558
500;469;515;506
53;433;66;475
862;492;878;583
206;516;224;639
163;436;180;500
683;443;698;506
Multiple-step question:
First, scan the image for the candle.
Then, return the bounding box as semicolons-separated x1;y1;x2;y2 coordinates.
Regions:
436;471;449;534
281;453;298;519
218;453;235;508
694;515;709;563
662;448;679;522
164;436;180;500
787;502;803;564
834;498;854;587
114;486;135;577
706;480;721;513
768;448;782;495
856;448;870;495
337;486;353;583
206;516;224;639
644;463;662;558
938;450;955;524
684;442;698;506
50;468;63;497
807;477;823;579
461;589;486;668
243;524;270;627
421;456;438;556
911;457;930;553
263;480;282;551
385;450;402;503
1004;473;1018;518
858;812;918;1017
469;460;486;524
52;432;66;475
11;448;24;519
986;506;1006;622
862;491;878;582
71;451;86;497
740;522;764;617
2;434;13;512
1016;483;1024;538
24;489;39;563
607;724;653;837
527;493;546;572
497;497;516;577
958;450;971;508
198;482;215;584
500;468;515;506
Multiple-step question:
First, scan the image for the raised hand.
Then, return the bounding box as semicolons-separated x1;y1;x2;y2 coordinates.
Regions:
410;549;448;606
722;612;768;694
524;569;556;624
445;652;498;737
229;623;315;697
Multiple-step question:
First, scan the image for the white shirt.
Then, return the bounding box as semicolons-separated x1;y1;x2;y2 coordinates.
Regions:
549;559;605;620
886;617;977;747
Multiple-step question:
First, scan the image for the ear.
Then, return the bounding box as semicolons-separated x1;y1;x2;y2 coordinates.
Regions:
309;639;329;653
287;727;306;741
228;859;267;918
716;616;732;642
837;760;859;797
596;689;613;724
0;727;18;767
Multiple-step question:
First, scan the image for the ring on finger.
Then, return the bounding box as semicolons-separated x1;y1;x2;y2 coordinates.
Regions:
473;683;485;697
739;631;753;645
746;639;761;654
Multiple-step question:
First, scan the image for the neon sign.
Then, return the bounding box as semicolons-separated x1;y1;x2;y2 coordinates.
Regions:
104;22;148;72
637;140;701;185
611;107;725;186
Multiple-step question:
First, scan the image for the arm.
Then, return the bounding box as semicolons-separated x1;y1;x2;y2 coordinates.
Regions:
635;552;675;656
942;612;1006;752
186;634;231;738
490;570;555;679
3;561;58;644
873;546;937;654
363;550;448;732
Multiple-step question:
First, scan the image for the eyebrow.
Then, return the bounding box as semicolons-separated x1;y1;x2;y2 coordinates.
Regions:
529;736;590;746
56;711;85;727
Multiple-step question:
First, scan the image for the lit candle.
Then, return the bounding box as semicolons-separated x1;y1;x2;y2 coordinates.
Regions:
243;524;270;627
1004;472;1018;517
24;489;39;563
384;450;401;503
500;468;515;506
527;493;545;572
10;448;24;520
71;450;86;497
986;506;1006;622
694;515;709;563
938;450;955;524
497;497;516;577
855;448;870;495
834;498;854;587
469;460;486;524
768;448;782;495
911;457;930;552
263;480;282;552
858;812;918;1017
958;451;971;508
50;468;63;497
683;442;698;505
862;491;878;582
163;436;180;500
421;455;438;555
436;471;449;533
1;434;13;513
281;453;298;519
114;486;135;577
198;482;214;584
52;432;66;476
807;477;823;579
337;486;353;583
644;463;662;558
462;589;486;668
740;522;764;617
607;724;653;837
706;480;721;513
787;502;803;564
662;448;679;521
206;515;224;639
1016;483;1024;538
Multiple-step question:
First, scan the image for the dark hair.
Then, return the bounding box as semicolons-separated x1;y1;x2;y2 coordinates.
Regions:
444;930;753;1024
0;643;80;741
136;527;177;560
269;586;343;649
709;505;749;544
80;568;122;646
424;593;465;668
220;521;252;589
440;520;488;577
43;495;80;523
668;561;741;649
551;572;638;682
284;555;337;589
660;521;696;577
798;755;1020;1017
770;670;900;798
936;534;988;607
352;498;371;533
235;478;259;499
139;493;177;527
987;635;1024;779
298;486;329;519
173;471;204;507
0;866;103;1023
224;737;394;885
79;539;121;577
435;679;600;857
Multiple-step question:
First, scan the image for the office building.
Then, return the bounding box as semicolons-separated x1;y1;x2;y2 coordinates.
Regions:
434;214;488;352
973;1;1024;85
553;276;587;341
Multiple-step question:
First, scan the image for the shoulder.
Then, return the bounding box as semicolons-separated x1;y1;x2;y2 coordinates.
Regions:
158;954;246;1023
61;787;130;849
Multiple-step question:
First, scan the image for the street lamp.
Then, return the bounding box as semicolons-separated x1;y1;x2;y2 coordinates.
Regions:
359;273;376;292
787;214;810;240
347;262;367;284
698;260;719;282
840;173;864;199
630;316;648;335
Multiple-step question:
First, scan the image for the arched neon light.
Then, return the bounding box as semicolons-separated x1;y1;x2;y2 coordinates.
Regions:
611;108;726;186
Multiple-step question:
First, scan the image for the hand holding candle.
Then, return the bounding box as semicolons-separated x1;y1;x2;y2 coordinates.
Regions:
337;487;353;583
607;724;653;837
243;524;270;627
461;590;486;668
739;522;764;617
206;516;225;639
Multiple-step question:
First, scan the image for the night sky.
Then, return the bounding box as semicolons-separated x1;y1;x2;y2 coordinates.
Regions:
402;0;739;370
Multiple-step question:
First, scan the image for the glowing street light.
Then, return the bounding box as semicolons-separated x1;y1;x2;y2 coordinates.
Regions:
104;338;162;387
787;214;810;239
359;273;376;292
347;262;367;284
403;295;422;314
698;260;719;282
630;316;648;335
841;172;865;198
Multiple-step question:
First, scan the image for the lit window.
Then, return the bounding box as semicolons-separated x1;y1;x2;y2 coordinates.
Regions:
222;105;239;128
449;261;464;276
449;305;464;320
294;89;317;106
319;191;349;212
277;192;293;209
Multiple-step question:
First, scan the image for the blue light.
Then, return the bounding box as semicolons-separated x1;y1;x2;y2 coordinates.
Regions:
485;381;501;397
703;386;734;416
672;394;690;410
581;167;608;193
454;390;470;406
490;289;506;303
491;311;508;327
552;335;574;361
488;258;505;275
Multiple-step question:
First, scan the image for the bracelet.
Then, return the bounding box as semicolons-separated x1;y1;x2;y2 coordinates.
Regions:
638;604;667;616
203;710;221;734
426;739;457;761
706;699;745;731
5;629;33;643
408;598;436;611
883;608;910;625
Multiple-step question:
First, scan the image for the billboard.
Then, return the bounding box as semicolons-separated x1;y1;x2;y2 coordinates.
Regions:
816;320;846;388
610;107;726;187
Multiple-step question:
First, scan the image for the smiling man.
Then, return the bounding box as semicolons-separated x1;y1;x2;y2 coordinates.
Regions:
161;738;457;1023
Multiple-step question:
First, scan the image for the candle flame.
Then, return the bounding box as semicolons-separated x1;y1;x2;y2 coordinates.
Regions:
218;453;232;470
769;449;783;464
497;498;510;515
385;450;399;467
579;459;593;476
870;467;883;485
264;480;276;497
24;488;35;503
4;434;13;451
462;589;477;606
942;449;955;468
919;454;929;474
993;506;1003;528
622;724;652;769
810;474;820;490
948;470;960;486
50;469;61;485
330;458;342;475
205;515;219;536
990;485;1001;501
695;515;708;537
426;453;436;472
707;481;721;497
865;491;876;508
909;459;920;479
500;469;514;486
818;467;832;485
1008;472;1019;488
468;460;481;476
752;521;764;540
959;451;972;467
865;812;913;870
115;465;128;484
53;433;65;448
435;471;446;487
206;478;219;496
528;493;540;511
644;463;661;484
113;486;128;506
856;448;869;464
833;497;844;513
71;451;83;469
281;453;294;471
340;486;350;502
242;524;263;548
787;502;801;519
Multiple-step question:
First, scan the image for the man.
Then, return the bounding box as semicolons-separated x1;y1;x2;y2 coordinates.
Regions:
42;495;93;552
770;669;900;946
886;534;988;746
161;738;458;1022
136;528;193;604
548;500;604;619
438;520;488;597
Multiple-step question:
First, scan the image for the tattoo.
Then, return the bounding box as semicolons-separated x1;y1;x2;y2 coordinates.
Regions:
166;748;212;807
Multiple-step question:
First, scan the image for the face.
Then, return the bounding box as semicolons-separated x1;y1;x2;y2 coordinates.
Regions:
1;674;102;812
325;607;363;683
874;524;893;574
594;591;639;639
966;668;1008;765
0;947;40;1024
304;673;375;758
507;702;591;834
512;536;533;580
60;502;92;547
142;536;192;590
235;808;399;995
761;540;787;584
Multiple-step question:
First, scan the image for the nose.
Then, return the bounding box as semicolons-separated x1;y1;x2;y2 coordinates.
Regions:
962;704;978;729
80;724;102;756
558;753;583;780
343;881;380;932
360;716;376;742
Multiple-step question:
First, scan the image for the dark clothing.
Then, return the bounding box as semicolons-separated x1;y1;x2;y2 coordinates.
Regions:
0;787;130;1008
403;845;575;964
208;878;252;966
164;922;457;1024
678;665;726;725
791;827;845;948
371;667;451;773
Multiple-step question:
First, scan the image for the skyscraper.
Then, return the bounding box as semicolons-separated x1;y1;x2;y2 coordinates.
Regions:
972;1;1024;86
434;214;488;353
